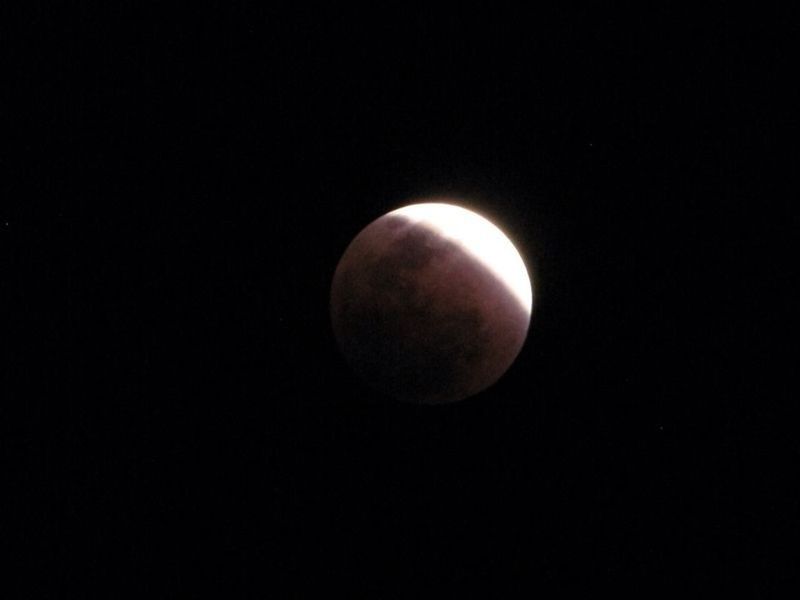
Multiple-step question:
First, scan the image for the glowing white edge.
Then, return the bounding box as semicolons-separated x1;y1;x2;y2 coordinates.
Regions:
388;202;533;313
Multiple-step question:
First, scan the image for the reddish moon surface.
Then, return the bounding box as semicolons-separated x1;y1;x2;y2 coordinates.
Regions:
330;202;533;404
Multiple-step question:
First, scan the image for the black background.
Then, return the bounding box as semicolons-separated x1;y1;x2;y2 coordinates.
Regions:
5;3;794;596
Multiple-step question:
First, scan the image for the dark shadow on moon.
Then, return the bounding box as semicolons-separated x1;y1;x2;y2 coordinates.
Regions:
331;214;531;404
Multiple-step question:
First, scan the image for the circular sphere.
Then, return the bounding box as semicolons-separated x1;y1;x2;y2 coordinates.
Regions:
330;201;533;404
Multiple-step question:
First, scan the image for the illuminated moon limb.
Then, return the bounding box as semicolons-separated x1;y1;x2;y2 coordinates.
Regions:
389;203;533;314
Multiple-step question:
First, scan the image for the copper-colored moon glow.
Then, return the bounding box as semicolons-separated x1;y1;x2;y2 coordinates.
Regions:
330;201;534;404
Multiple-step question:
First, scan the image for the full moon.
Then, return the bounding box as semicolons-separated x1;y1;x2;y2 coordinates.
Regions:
330;201;533;404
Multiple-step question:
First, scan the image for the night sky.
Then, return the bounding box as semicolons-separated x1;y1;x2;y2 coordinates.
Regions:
6;4;793;596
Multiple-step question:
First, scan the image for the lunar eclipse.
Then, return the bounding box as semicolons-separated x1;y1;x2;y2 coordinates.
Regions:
330;201;533;404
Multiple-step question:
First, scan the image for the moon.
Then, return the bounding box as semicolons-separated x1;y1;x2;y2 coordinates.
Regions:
330;201;533;404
